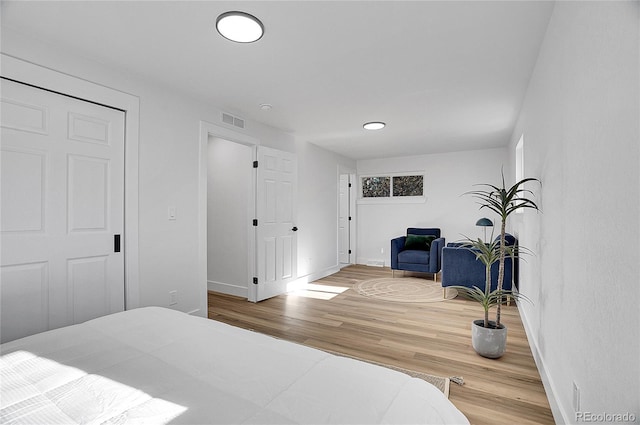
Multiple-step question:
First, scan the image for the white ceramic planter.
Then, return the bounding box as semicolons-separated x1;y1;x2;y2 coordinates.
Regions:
471;319;507;359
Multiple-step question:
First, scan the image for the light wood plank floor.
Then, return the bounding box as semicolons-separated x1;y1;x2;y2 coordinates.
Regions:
207;265;554;425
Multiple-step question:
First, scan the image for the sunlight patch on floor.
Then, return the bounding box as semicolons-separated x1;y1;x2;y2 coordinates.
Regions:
290;283;349;300
303;283;349;294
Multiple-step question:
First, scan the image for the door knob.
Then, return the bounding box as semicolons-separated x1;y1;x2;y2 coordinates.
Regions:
292;226;298;232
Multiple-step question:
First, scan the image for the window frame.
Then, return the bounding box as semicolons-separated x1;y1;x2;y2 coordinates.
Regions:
357;171;426;204
515;134;525;214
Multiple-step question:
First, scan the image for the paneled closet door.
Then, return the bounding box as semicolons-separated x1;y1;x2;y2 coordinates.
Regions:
0;78;125;343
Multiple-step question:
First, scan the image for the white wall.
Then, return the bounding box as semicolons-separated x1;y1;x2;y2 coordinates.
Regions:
510;2;639;423
356;148;509;266
2;29;355;314
207;137;252;297
297;141;357;280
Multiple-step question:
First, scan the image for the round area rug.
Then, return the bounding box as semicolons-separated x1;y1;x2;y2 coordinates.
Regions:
352;277;457;303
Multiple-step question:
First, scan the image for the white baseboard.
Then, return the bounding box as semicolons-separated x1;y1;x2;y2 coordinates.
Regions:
297;264;341;285
518;305;567;424
357;257;386;267
207;280;248;298
209;268;341;299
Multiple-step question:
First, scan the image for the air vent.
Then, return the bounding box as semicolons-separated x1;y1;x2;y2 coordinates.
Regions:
222;112;245;129
233;117;245;129
222;113;234;125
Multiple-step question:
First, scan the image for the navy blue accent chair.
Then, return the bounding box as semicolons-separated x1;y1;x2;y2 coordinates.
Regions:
390;228;445;281
441;234;518;297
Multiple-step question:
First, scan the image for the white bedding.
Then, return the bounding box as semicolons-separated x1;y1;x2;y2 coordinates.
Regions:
1;307;469;424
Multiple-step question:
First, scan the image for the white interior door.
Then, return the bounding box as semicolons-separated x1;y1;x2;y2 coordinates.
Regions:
251;146;297;302
0;78;125;343
338;173;351;265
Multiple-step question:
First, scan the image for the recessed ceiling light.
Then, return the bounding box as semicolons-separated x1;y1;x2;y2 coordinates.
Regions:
363;121;386;130
216;11;264;43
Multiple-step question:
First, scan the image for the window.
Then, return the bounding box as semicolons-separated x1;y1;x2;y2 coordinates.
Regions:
392;175;423;197
359;173;425;203
515;134;524;182
362;176;390;198
515;134;524;213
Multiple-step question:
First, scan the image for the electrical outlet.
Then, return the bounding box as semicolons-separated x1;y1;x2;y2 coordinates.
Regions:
169;290;178;306
572;381;580;412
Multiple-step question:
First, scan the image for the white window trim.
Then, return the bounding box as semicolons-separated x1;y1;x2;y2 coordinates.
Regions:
515;134;525;214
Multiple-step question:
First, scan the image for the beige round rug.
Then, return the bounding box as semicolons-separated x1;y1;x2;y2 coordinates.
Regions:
352;277;457;303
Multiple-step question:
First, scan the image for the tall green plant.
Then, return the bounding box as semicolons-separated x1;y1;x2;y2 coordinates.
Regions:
454;238;501;328
466;170;540;327
452;238;529;328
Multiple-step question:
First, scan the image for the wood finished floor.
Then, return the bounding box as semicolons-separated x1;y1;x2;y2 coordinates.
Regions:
207;265;554;425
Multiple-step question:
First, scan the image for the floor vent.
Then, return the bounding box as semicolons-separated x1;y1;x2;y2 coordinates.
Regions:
222;112;245;129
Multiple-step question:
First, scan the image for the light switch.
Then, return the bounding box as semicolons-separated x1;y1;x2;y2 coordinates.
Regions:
168;206;177;220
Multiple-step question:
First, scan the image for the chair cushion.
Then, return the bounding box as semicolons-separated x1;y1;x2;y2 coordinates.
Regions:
405;234;436;251
398;249;430;264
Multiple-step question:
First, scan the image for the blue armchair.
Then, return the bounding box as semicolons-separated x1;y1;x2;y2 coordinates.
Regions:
390;228;445;281
441;234;518;297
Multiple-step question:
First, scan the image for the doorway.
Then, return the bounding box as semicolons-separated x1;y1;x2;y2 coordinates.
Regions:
199;121;301;303
207;137;253;298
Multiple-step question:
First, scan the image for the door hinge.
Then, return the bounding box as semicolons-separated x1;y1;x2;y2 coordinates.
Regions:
253;219;258;226
253;160;258;168
348;183;352;187
348;249;352;254
348;216;352;221
253;277;258;285
114;234;121;253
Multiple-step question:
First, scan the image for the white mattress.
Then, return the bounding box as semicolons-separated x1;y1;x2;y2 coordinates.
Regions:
1;307;469;424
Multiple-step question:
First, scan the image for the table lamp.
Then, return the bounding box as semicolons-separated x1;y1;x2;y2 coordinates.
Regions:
475;217;493;242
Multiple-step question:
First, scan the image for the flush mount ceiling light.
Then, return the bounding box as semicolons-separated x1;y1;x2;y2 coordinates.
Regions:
363;121;386;130
216;11;264;43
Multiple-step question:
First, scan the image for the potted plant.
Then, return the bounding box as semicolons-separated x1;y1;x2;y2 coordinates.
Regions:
452;237;524;358
453;171;539;358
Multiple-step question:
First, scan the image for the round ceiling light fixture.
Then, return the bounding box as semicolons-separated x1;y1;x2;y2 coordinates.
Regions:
216;11;264;43
363;121;386;131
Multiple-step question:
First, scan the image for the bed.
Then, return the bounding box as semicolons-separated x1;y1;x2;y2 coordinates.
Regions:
1;307;469;424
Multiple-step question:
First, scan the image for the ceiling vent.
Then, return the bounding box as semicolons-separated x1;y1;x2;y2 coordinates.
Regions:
222;112;245;129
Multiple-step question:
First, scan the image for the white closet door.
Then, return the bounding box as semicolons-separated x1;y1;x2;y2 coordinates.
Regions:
1;78;125;343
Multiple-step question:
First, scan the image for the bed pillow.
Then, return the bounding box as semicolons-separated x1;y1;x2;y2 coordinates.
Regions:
405;234;436;251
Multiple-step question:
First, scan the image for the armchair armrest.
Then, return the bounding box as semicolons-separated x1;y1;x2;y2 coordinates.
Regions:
429;237;445;272
390;236;406;269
